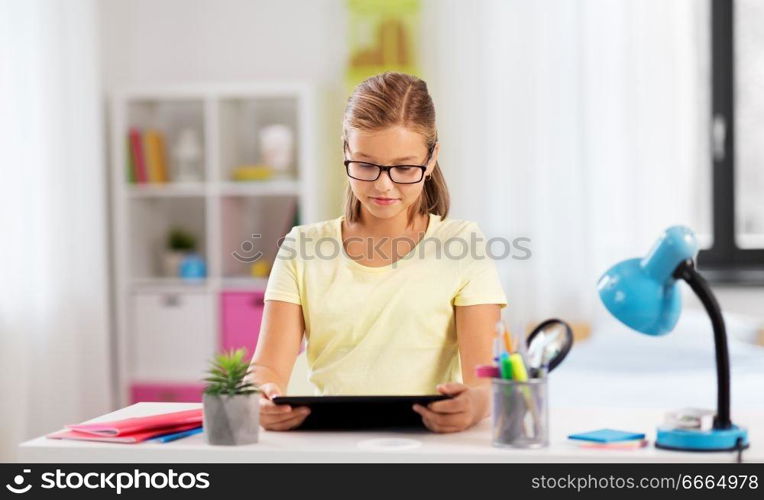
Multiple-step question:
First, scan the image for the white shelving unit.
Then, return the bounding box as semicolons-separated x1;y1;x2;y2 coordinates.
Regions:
109;83;319;406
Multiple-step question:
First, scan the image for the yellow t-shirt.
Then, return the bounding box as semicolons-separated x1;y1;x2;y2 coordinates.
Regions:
263;212;508;395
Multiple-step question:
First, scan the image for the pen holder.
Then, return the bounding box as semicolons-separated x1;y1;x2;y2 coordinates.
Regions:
491;377;549;448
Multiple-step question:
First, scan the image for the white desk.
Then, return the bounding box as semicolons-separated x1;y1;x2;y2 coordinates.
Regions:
18;403;763;463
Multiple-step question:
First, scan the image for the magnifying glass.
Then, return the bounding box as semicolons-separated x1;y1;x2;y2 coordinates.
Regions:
525;318;574;372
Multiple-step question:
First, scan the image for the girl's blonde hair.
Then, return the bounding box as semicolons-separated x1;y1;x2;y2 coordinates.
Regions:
342;72;450;224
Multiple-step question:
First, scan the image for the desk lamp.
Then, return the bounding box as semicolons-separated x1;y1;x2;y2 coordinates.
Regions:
597;226;749;451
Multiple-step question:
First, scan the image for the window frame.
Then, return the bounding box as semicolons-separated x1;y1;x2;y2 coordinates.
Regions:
698;0;764;284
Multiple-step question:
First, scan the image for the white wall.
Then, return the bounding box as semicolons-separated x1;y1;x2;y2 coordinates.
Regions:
99;0;346;87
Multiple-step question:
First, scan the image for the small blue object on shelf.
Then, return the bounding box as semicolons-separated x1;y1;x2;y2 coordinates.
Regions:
179;254;207;280
568;429;646;443
597;226;749;452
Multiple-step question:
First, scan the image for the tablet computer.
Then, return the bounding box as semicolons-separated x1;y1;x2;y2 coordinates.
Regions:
271;395;450;430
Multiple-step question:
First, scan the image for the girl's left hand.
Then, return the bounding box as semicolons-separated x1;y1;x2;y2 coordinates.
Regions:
412;382;489;433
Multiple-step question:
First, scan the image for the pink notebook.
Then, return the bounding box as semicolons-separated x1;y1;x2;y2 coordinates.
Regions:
47;422;202;444
63;408;202;437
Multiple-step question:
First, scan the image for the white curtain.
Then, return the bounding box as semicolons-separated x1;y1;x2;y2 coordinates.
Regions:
425;0;710;326
0;0;111;461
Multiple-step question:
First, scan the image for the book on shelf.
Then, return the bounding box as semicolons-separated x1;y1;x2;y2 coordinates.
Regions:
127;128;170;185
128;128;148;184
144;129;170;183
126;136;136;183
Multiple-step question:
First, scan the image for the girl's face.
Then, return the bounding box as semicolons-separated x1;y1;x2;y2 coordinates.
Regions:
344;125;439;221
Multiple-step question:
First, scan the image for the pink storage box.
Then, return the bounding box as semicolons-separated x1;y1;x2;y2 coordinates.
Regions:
130;383;205;403
220;290;306;355
220;290;265;355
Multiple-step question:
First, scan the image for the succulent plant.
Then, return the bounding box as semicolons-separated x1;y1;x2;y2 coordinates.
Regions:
167;227;197;251
203;348;259;396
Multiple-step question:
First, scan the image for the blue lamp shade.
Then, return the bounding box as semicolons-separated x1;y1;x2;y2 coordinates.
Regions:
597;226;699;336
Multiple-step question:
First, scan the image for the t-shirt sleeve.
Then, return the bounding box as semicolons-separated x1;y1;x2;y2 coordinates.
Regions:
264;226;301;305
453;222;508;308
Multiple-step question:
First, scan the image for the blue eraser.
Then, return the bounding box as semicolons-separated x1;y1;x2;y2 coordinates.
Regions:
568;429;646;443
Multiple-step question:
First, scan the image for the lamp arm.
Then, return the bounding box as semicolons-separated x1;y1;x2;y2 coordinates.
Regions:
673;259;732;429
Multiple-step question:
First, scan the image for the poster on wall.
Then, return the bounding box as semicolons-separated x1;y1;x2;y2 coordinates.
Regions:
345;0;421;89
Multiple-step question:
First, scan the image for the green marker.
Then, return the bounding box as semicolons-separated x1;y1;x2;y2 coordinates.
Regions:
500;352;513;380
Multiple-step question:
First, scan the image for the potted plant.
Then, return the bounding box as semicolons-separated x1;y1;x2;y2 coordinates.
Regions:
162;227;197;277
202;348;260;445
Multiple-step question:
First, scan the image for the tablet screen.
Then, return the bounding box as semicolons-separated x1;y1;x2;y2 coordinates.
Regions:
271;395;450;430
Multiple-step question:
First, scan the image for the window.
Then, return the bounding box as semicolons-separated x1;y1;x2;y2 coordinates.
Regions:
698;0;764;283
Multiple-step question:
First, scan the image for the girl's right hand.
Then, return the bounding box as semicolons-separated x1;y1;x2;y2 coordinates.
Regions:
258;383;311;431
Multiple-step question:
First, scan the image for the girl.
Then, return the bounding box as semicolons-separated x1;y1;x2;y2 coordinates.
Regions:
250;72;507;433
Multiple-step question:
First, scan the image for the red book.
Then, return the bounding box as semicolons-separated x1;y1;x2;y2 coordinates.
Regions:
47;422;202;444
129;128;148;183
64;408;203;437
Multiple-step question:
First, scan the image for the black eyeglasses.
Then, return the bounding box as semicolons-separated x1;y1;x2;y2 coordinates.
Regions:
343;143;435;184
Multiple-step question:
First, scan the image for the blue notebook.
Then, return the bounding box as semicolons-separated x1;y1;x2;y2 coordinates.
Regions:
568;429;646;443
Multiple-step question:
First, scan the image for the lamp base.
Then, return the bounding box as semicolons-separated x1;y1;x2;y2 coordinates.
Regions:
656;425;749;452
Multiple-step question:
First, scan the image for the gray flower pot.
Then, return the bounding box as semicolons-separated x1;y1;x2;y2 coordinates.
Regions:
203;393;260;445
